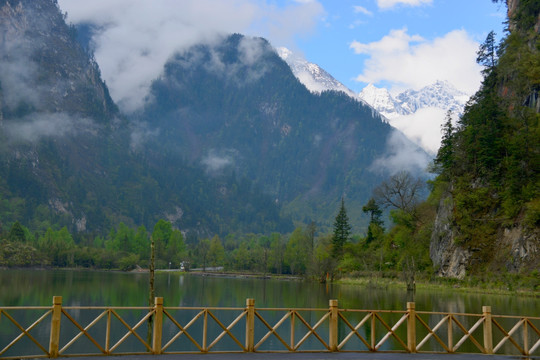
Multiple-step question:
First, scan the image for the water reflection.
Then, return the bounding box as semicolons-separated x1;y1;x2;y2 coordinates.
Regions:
0;269;538;316
1;269;538;357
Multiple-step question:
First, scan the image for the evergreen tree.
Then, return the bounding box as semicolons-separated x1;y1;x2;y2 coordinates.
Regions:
362;198;383;226
362;198;384;244
477;30;497;72
8;221;26;242
331;198;351;260
434;110;455;176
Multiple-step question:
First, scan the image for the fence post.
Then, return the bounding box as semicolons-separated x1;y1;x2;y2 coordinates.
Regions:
152;297;163;354
407;302;416;353
49;296;62;358
329;299;338;351
524;319;529;356
245;298;255;352
482;306;493;354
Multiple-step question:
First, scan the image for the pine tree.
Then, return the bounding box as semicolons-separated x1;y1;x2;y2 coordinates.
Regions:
331;198;351;260
434;110;455;175
8;221;26;242
477;31;497;72
362;198;384;244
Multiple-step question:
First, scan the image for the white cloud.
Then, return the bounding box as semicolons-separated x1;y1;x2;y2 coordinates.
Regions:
377;0;432;9
387;107;448;155
201;149;237;174
369;129;431;175
58;0;324;113
5;113;96;143
353;6;373;16
350;28;483;95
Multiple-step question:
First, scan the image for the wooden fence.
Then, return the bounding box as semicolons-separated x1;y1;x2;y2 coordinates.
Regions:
0;296;539;358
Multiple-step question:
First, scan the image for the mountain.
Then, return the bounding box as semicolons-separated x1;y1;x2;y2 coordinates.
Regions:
277;47;360;100
0;0;291;237
358;84;409;119
138;34;409;231
0;0;424;238
396;81;469;115
359;81;469;119
276;47;468;155
276;47;468;122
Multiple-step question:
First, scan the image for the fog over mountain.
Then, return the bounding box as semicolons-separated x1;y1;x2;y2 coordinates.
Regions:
0;0;430;236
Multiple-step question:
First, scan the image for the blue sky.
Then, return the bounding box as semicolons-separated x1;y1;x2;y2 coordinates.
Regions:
280;0;507;95
59;0;508;111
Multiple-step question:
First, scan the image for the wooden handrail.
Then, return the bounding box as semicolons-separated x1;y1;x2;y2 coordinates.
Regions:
0;297;538;359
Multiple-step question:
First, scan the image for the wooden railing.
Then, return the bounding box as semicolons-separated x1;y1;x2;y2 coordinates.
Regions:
0;297;539;358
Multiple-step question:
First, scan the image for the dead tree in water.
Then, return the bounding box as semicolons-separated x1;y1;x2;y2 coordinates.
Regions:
404;256;416;293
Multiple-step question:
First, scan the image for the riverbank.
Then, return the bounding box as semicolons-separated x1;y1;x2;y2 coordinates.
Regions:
336;273;540;298
157;268;540;298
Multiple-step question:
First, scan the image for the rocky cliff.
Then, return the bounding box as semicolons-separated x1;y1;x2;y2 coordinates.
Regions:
0;0;117;121
431;191;538;278
430;0;539;278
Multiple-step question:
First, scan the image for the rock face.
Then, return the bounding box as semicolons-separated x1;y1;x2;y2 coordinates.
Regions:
430;190;539;278
502;226;539;272
430;192;470;279
0;0;118;120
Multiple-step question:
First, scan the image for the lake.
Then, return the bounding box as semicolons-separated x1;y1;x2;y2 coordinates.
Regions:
0;269;538;356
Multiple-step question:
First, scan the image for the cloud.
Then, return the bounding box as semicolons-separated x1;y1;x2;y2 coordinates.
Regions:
353;6;373;16
386;107;450;155
350;28;483;95
201;149;236;174
4;113;96;143
377;0;432;9
58;0;324;113
0;34;42;111
129;122;160;152
369;129;431;175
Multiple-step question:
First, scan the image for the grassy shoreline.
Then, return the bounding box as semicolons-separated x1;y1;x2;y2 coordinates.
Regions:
336;275;540;298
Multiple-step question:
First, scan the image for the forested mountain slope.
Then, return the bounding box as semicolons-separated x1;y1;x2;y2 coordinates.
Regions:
0;0;291;237
138;34;411;230
430;0;539;277
0;0;422;238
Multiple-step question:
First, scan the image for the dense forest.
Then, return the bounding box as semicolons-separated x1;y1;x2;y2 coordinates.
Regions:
429;0;539;276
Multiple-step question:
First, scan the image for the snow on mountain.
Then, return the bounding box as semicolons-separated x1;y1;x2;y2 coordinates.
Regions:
396;80;469;115
359;81;470;154
358;84;410;119
277;47;358;99
276;46;470;155
359;81;468;119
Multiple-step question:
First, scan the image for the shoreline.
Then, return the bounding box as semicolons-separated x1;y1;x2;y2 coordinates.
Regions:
2;267;538;298
336;276;540;298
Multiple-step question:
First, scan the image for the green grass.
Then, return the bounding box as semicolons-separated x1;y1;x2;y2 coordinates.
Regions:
337;272;540;298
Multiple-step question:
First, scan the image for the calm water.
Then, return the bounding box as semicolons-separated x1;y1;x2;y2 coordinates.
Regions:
0;269;538;356
0;269;537;315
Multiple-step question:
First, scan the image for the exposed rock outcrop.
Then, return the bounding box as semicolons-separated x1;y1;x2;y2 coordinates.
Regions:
430;191;470;279
430;189;539;278
503;226;539;272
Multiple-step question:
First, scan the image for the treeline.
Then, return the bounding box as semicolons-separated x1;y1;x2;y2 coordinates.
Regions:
0;171;433;281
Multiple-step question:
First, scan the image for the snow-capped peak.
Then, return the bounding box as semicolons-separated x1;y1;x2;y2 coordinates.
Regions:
276;47;358;99
359;81;469;120
359;81;471;154
396;80;469;115
358;84;409;119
